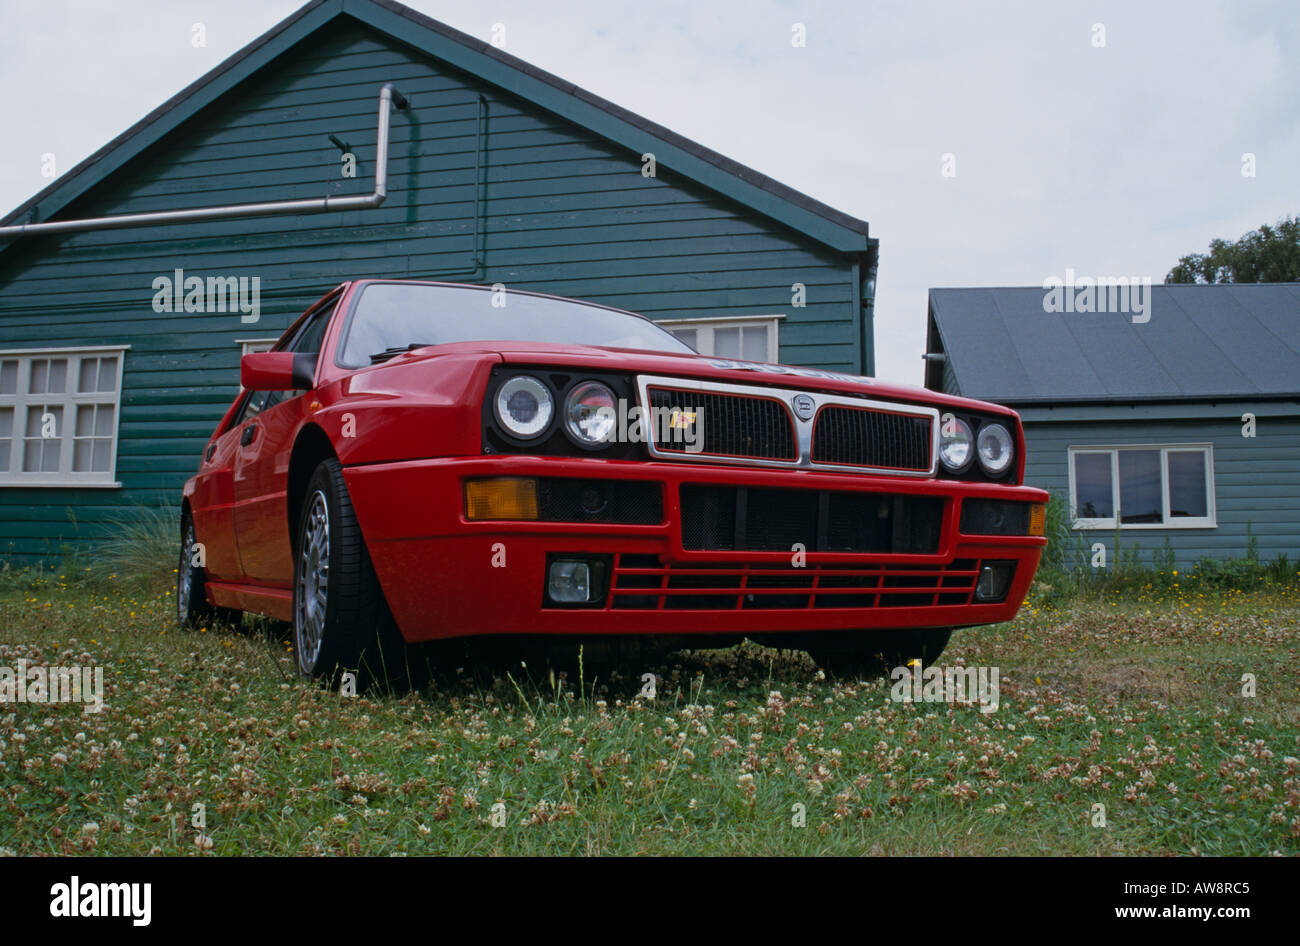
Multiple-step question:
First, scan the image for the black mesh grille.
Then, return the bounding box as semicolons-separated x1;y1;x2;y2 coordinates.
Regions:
536;478;662;524
680;484;943;554
609;555;982;610
812;406;931;471
647;387;795;461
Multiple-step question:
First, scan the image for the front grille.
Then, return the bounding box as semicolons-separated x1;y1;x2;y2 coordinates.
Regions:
536;478;662;524
680;484;944;554
812;406;932;471
646;387;796;461
609;555;981;610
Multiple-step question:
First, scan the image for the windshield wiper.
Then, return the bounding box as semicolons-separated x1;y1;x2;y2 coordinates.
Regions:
368;343;436;364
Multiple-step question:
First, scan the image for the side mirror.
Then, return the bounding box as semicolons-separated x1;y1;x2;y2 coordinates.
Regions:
240;351;317;391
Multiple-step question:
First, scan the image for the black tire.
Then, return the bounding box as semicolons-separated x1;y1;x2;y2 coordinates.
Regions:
177;508;240;628
800;627;954;679
292;458;421;693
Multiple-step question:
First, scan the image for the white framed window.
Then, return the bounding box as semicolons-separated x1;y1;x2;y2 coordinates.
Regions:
0;345;128;487
236;338;277;356
1068;443;1216;529
656;315;781;363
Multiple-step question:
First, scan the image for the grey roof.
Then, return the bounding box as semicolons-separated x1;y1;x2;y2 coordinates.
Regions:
927;283;1300;404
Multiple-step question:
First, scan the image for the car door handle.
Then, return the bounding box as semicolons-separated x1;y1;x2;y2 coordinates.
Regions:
240;424;257;446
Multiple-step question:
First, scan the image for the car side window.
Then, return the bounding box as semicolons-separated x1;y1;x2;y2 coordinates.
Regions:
235;388;271;426
290;304;334;357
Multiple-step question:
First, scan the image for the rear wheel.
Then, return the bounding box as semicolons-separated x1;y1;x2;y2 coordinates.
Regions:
799;627;953;679
177;510;240;628
292;458;420;693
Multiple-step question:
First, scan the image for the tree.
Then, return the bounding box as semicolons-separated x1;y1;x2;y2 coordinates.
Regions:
1165;215;1300;284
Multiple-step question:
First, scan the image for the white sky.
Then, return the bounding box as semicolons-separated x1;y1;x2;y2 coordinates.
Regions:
1;0;1296;384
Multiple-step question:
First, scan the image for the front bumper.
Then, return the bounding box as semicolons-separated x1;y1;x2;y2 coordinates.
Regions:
343;456;1047;643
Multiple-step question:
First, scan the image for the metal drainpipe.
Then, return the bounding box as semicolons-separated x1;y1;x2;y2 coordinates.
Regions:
860;238;879;377
0;83;410;239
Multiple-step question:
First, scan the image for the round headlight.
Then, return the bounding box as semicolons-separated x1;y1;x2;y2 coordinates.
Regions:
565;381;618;445
495;375;553;439
977;422;1014;476
939;416;975;472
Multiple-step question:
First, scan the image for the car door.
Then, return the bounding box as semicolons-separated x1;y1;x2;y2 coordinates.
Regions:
232;301;336;584
188;406;249;582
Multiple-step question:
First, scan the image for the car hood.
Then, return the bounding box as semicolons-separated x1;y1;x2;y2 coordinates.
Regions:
379;339;1016;418
492;341;1014;418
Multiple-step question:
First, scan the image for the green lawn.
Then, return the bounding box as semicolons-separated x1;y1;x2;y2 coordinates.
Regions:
1;571;1297;855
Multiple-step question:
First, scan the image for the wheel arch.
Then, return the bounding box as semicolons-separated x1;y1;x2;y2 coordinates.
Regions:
287;423;339;548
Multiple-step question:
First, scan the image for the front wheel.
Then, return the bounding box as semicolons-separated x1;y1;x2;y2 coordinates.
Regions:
292;458;420;693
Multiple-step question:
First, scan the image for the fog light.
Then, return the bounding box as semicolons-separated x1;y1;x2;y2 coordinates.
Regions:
548;560;591;603
974;560;1017;603
465;477;538;520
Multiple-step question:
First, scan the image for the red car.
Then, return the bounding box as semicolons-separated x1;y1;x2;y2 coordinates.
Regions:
179;279;1048;689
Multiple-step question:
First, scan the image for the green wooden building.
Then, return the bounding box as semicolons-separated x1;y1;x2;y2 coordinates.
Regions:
925;284;1300;567
0;0;878;564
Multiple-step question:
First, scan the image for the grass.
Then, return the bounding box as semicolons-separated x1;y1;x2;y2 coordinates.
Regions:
0;567;1297;856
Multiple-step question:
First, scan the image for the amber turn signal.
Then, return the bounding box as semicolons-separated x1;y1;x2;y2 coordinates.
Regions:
1028;503;1046;536
464;477;539;520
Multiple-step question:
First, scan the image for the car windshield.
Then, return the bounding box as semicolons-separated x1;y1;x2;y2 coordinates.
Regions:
339;283;695;367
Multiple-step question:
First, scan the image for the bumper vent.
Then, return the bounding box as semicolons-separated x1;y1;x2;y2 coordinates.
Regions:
680;484;943;555
610;555;980;611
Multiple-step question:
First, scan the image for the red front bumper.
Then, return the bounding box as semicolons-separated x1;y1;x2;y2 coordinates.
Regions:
343;456;1047;643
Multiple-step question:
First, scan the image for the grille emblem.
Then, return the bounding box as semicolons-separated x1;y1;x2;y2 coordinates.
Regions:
792;393;816;421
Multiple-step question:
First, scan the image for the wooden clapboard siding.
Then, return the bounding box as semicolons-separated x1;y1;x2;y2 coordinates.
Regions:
0;15;869;562
1022;413;1300;567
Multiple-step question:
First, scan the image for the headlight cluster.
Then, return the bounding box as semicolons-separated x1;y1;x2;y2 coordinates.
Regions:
939;414;1015;478
493;374;618;447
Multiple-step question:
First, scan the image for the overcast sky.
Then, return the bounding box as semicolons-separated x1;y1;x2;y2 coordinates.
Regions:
1;0;1296;383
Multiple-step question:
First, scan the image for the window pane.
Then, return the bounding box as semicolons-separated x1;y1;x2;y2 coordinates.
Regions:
47;359;67;394
670;329;698;350
741;326;768;362
713;327;741;359
97;357;117;393
78;358;99;393
74;439;93;472
1168;450;1208;518
0;439;10;473
29;359;47;394
0;360;16;395
92;440;111;473
94;405;115;437
24;438;60;473
1118;449;1162;524
76;404;95;437
1073;453;1113;518
0;407;11;439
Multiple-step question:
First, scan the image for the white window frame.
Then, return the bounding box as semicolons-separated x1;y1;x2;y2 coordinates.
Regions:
0;345;129;488
656;315;782;363
1068;443;1216;530
236;338;277;356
